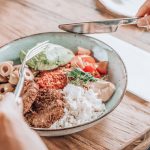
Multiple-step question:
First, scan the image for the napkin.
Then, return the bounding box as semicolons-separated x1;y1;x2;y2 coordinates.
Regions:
89;34;150;102
98;0;145;17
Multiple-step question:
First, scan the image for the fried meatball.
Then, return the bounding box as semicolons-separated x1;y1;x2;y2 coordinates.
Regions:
24;89;65;128
22;81;39;114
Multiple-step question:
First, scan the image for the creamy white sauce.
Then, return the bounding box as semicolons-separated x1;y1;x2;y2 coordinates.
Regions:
89;80;116;102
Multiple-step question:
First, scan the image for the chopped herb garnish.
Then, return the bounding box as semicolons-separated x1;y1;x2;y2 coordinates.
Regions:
67;68;97;86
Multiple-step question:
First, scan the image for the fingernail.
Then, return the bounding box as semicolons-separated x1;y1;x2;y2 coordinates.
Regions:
137;18;147;27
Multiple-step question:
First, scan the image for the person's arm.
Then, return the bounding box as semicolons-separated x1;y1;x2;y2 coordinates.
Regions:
0;93;48;150
136;0;150;28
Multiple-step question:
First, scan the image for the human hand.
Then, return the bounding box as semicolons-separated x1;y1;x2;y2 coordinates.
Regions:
0;93;48;150
136;0;150;29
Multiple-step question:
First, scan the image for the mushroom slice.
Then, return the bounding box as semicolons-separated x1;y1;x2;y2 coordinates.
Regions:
24;68;34;81
0;62;13;77
0;75;8;83
9;70;19;85
0;83;15;94
13;65;21;70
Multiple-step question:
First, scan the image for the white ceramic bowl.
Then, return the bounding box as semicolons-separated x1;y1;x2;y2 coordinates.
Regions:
0;32;127;136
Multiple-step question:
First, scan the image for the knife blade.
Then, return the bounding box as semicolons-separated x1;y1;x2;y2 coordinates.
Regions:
59;17;139;34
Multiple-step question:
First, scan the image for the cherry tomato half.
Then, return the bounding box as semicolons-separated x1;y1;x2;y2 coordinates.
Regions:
77;47;91;55
97;61;108;75
83;65;95;73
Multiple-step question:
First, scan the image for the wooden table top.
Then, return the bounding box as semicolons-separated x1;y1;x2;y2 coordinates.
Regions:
0;0;150;150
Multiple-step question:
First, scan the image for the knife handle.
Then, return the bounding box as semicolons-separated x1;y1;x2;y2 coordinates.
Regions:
121;17;140;25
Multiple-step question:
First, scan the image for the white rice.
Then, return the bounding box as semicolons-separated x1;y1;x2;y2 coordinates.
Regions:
50;84;106;129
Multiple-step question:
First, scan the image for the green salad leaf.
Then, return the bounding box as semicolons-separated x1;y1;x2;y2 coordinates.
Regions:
67;68;97;86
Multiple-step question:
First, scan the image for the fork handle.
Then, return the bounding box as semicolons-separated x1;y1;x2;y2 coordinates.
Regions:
121;17;140;25
14;71;25;103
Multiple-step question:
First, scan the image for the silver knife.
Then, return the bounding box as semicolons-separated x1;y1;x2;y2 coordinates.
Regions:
59;17;139;34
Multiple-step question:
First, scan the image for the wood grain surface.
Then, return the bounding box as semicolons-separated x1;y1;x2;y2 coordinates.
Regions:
43;92;150;150
0;0;150;150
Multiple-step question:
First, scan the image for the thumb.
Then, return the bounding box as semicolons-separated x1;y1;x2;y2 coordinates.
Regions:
1;92;16;108
137;15;150;28
0;92;23;116
136;0;150;17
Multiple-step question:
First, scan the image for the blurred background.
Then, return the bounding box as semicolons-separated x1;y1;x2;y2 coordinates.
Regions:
97;0;145;17
0;0;148;52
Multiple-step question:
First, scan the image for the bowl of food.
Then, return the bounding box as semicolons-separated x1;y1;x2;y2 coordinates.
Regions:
0;32;127;136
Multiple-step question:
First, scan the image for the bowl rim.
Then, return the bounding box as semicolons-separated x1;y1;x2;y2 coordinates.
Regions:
0;32;128;131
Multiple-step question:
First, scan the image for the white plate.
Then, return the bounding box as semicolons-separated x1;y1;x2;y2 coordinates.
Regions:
99;0;145;17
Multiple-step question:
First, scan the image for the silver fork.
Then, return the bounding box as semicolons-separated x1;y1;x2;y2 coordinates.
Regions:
14;41;49;103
